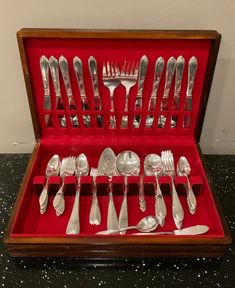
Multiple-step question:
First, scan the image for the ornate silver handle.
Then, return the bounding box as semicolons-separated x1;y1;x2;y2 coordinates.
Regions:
66;186;80;234
187;56;198;97
174;55;185;97
163;57;176;97
155;177;167;226
171;178;184;229
118;176;128;234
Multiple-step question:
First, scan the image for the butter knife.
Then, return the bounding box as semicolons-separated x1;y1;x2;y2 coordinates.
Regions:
88;56;101;110
173;55;185;110
59;55;76;109
146;57;164;128
49;56;63;109
184;56;198;127
40;56;51;125
133;55;148;127
161;57;176;110
73;57;91;127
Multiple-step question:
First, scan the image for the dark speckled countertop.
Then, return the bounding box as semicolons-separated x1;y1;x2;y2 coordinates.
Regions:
0;154;234;287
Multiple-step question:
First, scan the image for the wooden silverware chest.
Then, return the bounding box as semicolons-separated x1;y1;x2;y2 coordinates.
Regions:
4;28;232;257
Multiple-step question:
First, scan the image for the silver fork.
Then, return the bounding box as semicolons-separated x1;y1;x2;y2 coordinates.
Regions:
103;61;120;128
120;61;138;128
89;168;101;225
53;156;76;216
161;150;184;229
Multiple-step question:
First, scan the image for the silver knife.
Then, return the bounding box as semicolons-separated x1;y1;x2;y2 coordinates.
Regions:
59;55;76;109
161;57;176;110
88;56;101;110
133;225;209;236
49;56;63;109
73;57;91;127
184;56;198;127
173;55;185;110
146;57;164;128
133;55;148;127
40;56;51;125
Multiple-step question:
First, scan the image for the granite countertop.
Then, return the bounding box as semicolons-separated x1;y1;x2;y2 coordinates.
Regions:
0;154;234;287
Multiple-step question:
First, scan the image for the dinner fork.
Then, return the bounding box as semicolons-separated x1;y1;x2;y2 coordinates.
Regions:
103;61;120;128
161;150;184;229
53;156;76;216
120;61;138;128
89;168;101;225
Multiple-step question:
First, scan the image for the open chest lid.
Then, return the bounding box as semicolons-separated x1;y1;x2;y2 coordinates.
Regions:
17;29;221;143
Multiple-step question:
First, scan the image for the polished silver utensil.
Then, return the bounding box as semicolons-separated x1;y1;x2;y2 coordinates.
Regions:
173;55;185;110
96;215;158;235
134;225;209;236
177;156;197;214
88;56;103;127
184;56;198;127
144;154;166;226
89;168;101;225
161;150;184;229
161;57;176;111
102;62;120;128
39;154;61;214
133;55;148;127
59;56;76;109
40;56;51;125
97;148;118;230
146;57;164;128
53;156;76;216
116;151;140;233
66;154;89;234
120;61;138;128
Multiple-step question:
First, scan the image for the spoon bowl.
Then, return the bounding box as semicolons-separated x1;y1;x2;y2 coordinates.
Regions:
116;151;140;176
75;153;89;177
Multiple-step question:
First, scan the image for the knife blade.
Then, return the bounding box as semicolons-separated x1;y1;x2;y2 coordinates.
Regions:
161;57;176;111
59;55;76;109
133;225;209;236
40;56;51;125
173;55;185;110
184;56;198;127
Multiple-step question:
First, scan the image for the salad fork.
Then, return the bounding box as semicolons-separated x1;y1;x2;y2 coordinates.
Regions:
102;61;120;128
120;61;138;128
161;150;184;229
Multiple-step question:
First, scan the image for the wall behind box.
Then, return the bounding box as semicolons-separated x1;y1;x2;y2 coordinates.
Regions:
0;0;234;154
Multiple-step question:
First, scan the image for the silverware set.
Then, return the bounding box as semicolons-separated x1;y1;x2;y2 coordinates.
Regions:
40;54;198;129
38;148;198;234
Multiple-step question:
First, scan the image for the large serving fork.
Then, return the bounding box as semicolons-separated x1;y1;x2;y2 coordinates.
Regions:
53;156;76;216
102;62;120;128
120;61;138;128
161;150;184;229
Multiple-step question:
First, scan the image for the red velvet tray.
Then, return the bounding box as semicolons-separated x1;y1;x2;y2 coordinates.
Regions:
4;29;231;257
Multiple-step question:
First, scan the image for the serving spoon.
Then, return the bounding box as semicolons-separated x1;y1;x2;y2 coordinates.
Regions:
96;215;158;235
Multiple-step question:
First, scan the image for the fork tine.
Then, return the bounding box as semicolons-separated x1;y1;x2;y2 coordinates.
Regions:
134;61;139;77
121;61;127;76
115;63;120;76
102;62;106;77
126;61;131;75
106;61;111;77
111;61;115;77
130;61;135;76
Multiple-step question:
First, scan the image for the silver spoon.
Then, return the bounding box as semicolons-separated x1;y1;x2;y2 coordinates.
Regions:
144;154;167;226
96;215;158;235
66;154;89;234
98;148;118;230
39;154;61;214
177;156;197;214
116;151;140;234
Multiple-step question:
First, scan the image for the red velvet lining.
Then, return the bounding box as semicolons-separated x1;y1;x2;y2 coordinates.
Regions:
10;139;224;238
24;37;210;138
10;36;224;239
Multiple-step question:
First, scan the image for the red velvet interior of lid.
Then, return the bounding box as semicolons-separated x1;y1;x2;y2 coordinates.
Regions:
10;139;224;238
24;37;211;138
